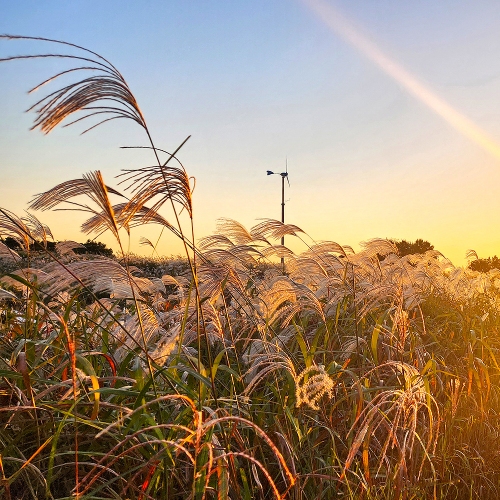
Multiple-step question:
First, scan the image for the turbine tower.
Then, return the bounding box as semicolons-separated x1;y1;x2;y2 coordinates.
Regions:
266;161;289;272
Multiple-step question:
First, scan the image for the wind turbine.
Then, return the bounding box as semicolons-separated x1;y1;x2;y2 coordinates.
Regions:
266;160;290;271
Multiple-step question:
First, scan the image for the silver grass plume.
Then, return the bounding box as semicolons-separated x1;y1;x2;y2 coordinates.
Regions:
0;35;147;134
29;171;124;242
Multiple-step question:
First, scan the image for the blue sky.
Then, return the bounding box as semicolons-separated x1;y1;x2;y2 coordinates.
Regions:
2;1;500;264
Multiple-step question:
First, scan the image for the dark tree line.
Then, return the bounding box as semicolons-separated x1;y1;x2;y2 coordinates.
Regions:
391;239;500;272
469;256;500;273
3;233;499;272
1;237;113;257
392;238;434;257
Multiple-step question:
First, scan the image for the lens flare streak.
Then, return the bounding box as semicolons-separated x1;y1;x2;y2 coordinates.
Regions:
302;0;500;161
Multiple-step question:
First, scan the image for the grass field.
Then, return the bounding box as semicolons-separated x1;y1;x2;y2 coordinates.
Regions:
1;36;500;499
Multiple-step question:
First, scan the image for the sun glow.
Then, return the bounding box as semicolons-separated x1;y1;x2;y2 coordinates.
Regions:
302;0;500;161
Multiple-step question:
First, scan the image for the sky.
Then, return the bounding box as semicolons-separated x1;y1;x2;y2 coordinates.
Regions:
2;1;500;265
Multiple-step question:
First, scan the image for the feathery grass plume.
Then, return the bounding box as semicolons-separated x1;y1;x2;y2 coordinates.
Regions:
22;212;54;249
0;35;147;134
112;304;173;362
260;276;326;327
359;238;398;260
295;364;335;411
243;328;296;390
30;171;124;242
251;218;304;241
117;157;193;224
340;335;368;361
36;258;131;297
28;173;124;211
139;236;157;253
198;233;238;250
216;218;255;245
343;362;439;485
0;209;41;251
260;244;296;262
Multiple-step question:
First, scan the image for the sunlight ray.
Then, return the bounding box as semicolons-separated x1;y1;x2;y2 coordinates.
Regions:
302;0;500;161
